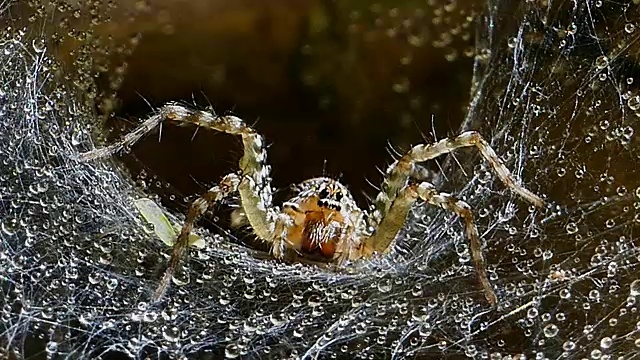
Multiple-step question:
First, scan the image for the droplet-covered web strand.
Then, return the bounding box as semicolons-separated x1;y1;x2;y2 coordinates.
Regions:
78;103;544;305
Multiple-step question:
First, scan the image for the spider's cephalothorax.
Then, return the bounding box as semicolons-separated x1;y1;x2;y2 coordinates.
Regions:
280;177;364;260
79;103;544;306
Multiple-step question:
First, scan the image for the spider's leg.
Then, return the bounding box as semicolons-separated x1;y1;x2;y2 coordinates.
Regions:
152;173;240;302
412;182;497;306
270;213;294;259
78;104;254;161
368;131;543;230
79;103;278;247
236;131;277;241
359;186;416;259
362;182;498;305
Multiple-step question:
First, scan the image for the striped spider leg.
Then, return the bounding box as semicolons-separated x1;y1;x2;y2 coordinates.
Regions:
356;131;544;305
151;173;239;301
78;104;281;301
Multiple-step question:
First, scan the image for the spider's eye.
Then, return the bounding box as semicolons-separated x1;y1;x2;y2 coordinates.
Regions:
335;192;343;201
319;188;329;199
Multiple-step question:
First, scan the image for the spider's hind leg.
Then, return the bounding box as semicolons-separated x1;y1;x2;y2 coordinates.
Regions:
152;173;240;302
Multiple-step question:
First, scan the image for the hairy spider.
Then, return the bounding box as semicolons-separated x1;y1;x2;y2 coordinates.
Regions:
79;103;544;305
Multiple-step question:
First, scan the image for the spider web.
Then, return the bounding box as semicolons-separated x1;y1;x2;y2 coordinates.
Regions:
2;0;640;359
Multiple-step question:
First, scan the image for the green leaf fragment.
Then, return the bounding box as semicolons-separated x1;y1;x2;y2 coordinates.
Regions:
134;198;204;248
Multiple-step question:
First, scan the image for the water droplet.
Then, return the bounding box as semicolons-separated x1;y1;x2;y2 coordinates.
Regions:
143;311;158;322
392;77;410;93
465;345;477;357
45;341;58;354
307;295;321;307
106;278;118;290
418;323;432;337
605;218;615;228
630;279;640;296
411;306;428;322
617;186;628;196
31;38;45;53
270;312;287;326
595;55;609;69
600;336;612;348
225;343;240;358
377;279;392;293
628;96;640;111
543;323;559;337
162;326;179;342
1;218;18;235
562;341;575;351
625;23;636;33
408;34;425;47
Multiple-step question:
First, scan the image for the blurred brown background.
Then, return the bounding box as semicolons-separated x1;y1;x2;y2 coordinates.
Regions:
48;0;480;210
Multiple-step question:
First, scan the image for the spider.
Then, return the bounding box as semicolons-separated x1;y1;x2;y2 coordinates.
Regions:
79;103;544;306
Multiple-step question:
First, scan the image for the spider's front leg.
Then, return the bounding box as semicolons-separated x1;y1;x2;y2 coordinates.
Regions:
77;104;256;161
269;213;294;259
152;173;240;302
368;131;543;232
77;104;280;246
360;131;544;305
78;104;281;299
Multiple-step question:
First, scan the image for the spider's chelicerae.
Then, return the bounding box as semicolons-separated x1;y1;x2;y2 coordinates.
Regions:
79;103;544;305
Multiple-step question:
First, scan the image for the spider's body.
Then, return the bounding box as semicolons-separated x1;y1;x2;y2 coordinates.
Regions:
79;103;544;306
281;177;361;260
